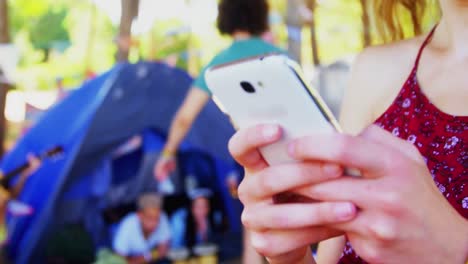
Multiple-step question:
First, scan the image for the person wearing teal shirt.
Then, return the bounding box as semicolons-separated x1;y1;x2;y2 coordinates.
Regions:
153;1;286;263
154;0;286;179
192;37;285;95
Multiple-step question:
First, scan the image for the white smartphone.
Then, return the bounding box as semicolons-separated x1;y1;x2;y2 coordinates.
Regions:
205;54;341;165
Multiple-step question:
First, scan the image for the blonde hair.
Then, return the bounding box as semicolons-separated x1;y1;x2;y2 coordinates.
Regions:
371;0;440;43
138;193;163;211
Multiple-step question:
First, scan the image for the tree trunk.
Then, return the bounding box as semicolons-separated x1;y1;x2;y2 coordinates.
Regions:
0;0;10;156
117;0;139;62
0;0;8;43
286;0;304;63
308;0;320;66
360;0;371;47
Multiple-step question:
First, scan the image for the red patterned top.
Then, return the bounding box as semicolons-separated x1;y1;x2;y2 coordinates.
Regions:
338;27;468;263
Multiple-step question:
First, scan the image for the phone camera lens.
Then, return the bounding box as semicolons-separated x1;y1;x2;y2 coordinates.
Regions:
240;81;256;93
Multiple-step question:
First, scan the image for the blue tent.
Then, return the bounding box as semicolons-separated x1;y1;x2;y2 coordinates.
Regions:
0;62;242;263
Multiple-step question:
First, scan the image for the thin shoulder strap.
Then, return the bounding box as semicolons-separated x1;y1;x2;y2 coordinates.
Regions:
413;25;437;70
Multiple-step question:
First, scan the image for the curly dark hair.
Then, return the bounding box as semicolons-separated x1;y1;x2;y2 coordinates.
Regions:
217;0;269;36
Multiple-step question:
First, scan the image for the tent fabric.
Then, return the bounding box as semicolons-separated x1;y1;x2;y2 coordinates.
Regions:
0;62;241;263
3;68;119;263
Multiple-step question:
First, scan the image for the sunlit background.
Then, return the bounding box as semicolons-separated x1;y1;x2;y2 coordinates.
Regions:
1;0;380;149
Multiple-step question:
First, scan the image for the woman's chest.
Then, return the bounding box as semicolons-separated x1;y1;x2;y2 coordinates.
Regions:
376;110;468;217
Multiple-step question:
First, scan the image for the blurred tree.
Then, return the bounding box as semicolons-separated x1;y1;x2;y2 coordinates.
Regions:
9;0;117;90
9;0;51;35
286;0;312;63
0;0;10;155
307;0;320;66
0;0;8;43
138;20;191;69
117;0;139;62
29;8;69;60
306;0;363;64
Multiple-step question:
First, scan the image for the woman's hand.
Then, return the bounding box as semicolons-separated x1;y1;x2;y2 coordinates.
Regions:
229;124;358;264
154;154;176;181
24;154;41;178
291;125;468;264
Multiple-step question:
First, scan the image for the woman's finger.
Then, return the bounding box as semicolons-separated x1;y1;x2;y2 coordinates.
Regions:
266;247;315;264
228;124;282;171
333;210;399;247
294;176;385;208
360;125;424;163
242;202;357;230
250;228;342;257
288;133;401;178
239;162;342;202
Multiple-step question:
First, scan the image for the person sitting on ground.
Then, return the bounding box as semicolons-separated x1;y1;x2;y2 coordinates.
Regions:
170;189;225;251
113;193;171;264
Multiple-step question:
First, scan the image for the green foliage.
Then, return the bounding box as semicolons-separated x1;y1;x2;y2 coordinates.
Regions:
141;19;191;69
29;8;69;50
9;0;53;35
7;0;434;92
314;0;364;64
9;0;117;90
138;18;229;73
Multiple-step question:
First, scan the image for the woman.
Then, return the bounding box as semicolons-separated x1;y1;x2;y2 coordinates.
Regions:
229;0;468;263
171;189;224;250
185;191;213;248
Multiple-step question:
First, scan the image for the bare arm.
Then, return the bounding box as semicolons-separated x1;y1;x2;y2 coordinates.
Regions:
316;48;383;263
338;51;379;136
162;87;211;154
11;155;41;199
10;172;29;199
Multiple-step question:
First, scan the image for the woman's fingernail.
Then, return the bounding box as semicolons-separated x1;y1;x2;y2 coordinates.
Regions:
262;125;279;140
323;164;343;178
250;233;267;249
334;203;356;221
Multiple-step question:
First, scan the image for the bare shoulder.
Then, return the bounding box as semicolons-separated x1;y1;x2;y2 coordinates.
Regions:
353;37;423;96
340;37;425;133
